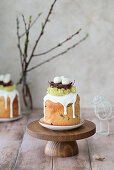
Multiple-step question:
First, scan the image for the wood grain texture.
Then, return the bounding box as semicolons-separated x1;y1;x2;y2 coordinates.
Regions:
27;120;96;141
53;140;91;170
87;134;114;170
83;109;114;170
0;116;28;170
45;141;79;157
87;121;114;170
14;110;52;170
0;108;114;170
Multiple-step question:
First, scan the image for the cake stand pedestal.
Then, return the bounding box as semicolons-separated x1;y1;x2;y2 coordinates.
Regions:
27;120;96;157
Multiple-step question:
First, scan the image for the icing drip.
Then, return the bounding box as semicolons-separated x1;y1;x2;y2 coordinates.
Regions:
44;93;77;118
4;95;7;110
0;89;20;118
44;99;45;118
64;106;67;115
18;94;20;116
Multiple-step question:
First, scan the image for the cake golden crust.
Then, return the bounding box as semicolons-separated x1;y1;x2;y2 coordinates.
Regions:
0;95;19;118
44;94;80;126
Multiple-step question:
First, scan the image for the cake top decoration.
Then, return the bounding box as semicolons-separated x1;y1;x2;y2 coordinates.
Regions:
3;74;11;84
0;75;4;82
53;77;62;84
62;78;70;85
0;74;16;92
47;76;76;96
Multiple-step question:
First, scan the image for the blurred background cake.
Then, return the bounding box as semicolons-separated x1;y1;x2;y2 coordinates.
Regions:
0;74;20;118
43;76;80;126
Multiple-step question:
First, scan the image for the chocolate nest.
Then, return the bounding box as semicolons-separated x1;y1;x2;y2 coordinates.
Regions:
0;81;13;87
48;81;73;89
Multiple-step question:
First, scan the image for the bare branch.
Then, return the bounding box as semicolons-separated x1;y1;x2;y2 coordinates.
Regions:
21;14;30;68
22;14;27;32
16;0;88;110
23;15;32;60
26;0;58;70
16;77;22;85
16;17;23;70
33;28;82;57
27;33;88;72
23;31;29;60
20;13;42;38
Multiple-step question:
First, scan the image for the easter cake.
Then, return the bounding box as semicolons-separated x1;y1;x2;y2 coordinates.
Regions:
43;76;80;126
0;74;20;118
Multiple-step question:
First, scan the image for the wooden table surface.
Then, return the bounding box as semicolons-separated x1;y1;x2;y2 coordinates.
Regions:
0;108;114;170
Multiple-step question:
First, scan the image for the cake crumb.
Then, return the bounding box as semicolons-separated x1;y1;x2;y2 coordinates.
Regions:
93;154;105;161
95;157;105;161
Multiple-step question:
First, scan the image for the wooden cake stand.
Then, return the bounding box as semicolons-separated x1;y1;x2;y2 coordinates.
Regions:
27;120;96;157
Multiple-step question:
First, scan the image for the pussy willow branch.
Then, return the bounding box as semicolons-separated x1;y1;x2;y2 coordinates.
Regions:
33;28;82;57
25;0;58;70
27;33;88;72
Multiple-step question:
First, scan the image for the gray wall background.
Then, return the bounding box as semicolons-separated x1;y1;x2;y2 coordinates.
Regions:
0;0;114;108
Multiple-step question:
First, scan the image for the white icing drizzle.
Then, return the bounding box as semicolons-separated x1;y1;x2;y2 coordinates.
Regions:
44;93;77;118
0;89;20;118
4;95;7;110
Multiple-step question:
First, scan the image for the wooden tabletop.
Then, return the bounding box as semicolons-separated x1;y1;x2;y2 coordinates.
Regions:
0;108;114;170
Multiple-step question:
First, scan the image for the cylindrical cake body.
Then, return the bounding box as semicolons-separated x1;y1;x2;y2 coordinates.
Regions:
0;89;20;118
44;94;80;126
0;95;19;118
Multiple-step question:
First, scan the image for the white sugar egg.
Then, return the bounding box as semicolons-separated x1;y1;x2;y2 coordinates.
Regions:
3;74;11;84
53;77;62;83
62;78;70;85
60;76;64;80
0;75;4;81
